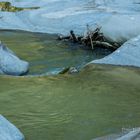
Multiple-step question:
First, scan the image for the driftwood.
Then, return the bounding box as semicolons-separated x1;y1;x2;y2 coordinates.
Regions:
70;30;78;42
92;41;116;50
58;26;119;51
87;25;94;49
58;30;78;42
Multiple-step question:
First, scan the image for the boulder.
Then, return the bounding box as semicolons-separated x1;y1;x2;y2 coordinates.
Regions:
0;43;29;76
116;128;140;140
90;35;140;68
0;115;24;140
92;128;140;140
100;14;140;43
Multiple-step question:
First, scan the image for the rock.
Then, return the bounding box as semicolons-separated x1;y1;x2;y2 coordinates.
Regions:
0;1;39;12
90;35;140;68
0;115;24;140
59;67;79;74
100;14;140;43
92;128;140;140
68;67;79;74
116;128;140;140
0;43;29;76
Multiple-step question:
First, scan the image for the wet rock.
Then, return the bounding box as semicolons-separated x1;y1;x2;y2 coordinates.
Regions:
0;43;29;76
0;115;24;140
92;128;140;140
116;128;140;140
59;67;79;74
68;67;79;74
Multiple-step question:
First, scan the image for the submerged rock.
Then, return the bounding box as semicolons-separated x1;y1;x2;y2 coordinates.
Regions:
0;43;29;76
59;67;79;74
68;67;79;74
116;128;140;140
0;115;24;140
93;128;140;140
90;35;140;68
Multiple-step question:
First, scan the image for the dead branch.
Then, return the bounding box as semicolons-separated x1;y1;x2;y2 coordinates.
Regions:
58;26;120;51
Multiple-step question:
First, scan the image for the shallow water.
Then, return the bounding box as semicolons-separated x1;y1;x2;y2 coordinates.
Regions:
0;30;111;75
1;64;140;140
0;1;140;140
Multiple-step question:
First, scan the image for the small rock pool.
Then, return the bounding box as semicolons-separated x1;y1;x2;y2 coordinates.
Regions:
0;29;112;75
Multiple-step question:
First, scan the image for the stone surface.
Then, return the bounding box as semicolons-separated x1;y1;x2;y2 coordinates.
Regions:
116;128;140;140
68;67;79;74
0;0;139;37
90;35;140;68
0;43;29;75
0;115;24;140
93;128;140;140
101;14;140;43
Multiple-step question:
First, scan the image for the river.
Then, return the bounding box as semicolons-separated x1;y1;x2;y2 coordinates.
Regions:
1;64;140;140
0;0;140;140
0;30;112;75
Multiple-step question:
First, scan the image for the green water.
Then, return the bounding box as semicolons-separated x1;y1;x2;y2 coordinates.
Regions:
0;30;140;140
0;30;111;75
1;64;140;140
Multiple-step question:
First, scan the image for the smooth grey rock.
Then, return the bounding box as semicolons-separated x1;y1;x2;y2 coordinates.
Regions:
90;35;140;68
100;14;140;43
116;128;140;140
0;43;29;76
92;128;140;140
0;115;24;140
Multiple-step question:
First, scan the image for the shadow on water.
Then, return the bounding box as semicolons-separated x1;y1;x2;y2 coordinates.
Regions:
0;29;112;75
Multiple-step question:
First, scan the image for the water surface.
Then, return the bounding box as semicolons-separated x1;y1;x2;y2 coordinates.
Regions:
0;64;140;140
0;1;140;139
0;30;111;75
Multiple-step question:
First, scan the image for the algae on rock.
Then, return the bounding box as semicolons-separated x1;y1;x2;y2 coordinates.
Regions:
0;2;39;12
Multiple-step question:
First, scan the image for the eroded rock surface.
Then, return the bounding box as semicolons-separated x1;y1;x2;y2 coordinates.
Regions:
0;115;24;140
0;43;29;75
93;128;140;140
0;1;39;12
90;35;140;68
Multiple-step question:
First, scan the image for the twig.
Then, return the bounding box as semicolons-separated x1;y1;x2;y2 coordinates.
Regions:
87;24;94;50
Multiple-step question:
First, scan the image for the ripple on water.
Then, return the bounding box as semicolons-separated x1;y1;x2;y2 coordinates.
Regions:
1;64;140;140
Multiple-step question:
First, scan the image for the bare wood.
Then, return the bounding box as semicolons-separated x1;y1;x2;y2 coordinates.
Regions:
93;41;116;49
57;27;120;50
86;25;94;49
70;30;78;42
58;35;70;40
